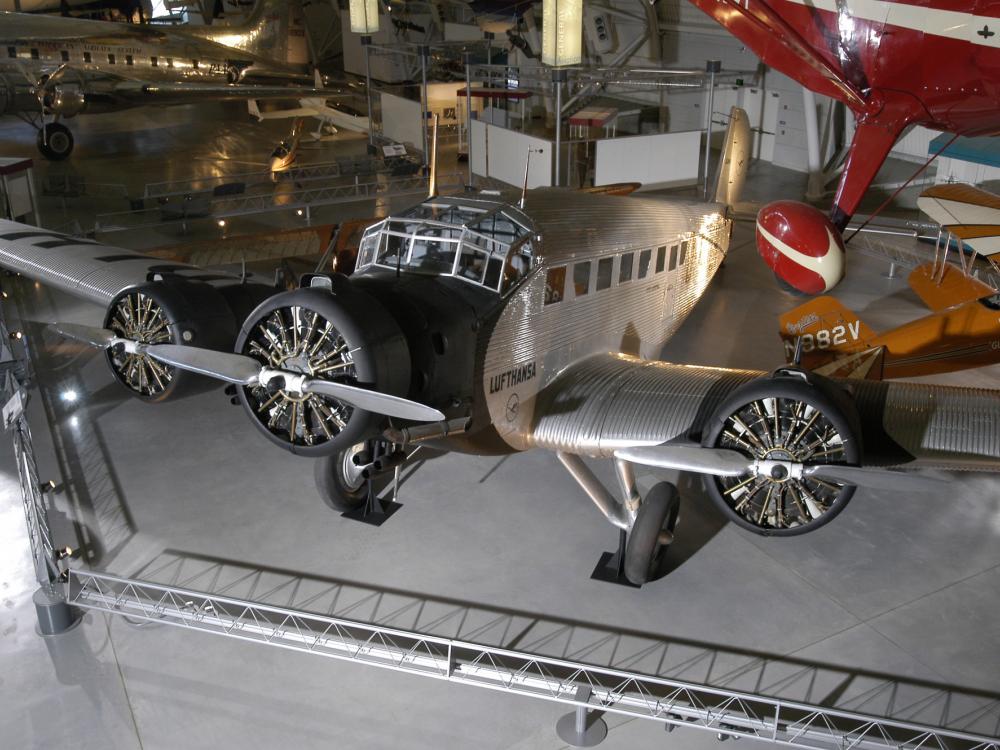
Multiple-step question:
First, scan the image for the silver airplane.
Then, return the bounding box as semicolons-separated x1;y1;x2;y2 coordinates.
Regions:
0;0;338;160
2;108;997;585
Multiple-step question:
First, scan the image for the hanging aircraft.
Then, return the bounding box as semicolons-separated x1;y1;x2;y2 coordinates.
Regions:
0;0;346;160
1;108;997;586
687;0;1000;295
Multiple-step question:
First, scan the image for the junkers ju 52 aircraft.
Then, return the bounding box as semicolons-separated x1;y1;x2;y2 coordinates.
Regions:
0;0;338;160
3;108;1000;586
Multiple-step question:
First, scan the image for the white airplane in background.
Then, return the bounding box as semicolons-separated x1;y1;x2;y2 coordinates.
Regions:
248;72;370;139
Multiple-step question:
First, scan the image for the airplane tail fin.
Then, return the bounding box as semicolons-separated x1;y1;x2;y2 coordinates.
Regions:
197;0;310;67
713;107;751;207
779;296;884;379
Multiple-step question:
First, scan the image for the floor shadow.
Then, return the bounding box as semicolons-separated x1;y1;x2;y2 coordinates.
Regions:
121;547;1000;739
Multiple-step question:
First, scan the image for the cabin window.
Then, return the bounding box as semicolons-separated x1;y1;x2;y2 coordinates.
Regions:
669;245;678;271
126;54;134;66
545;266;566;305
151;56;158;67
30;48;39;60
108;53;116;64
679;240;688;265
60;50;69;62
656;245;667;273
83;51;92;63
7;47;16;59
619;252;633;284
192;60;199;69
638;249;652;279
596;257;613;291
573;261;591;296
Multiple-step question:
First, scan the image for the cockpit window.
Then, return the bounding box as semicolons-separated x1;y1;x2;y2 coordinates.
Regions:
356;197;534;293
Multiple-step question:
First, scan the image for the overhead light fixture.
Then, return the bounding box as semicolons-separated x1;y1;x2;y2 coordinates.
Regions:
61;389;78;403
217;219;226;227
542;0;583;67
349;0;380;34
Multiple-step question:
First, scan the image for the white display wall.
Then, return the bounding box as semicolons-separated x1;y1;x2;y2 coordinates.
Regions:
380;93;425;152
471;120;553;188
594;130;701;189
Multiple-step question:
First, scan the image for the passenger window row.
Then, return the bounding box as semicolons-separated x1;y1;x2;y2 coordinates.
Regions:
544;238;692;306
7;47;178;68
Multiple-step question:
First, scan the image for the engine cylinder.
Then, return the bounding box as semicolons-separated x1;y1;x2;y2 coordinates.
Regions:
234;280;411;456
701;369;861;536
103;278;239;402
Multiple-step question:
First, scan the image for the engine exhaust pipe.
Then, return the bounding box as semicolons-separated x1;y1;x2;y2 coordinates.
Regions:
383;417;470;447
362;450;408;479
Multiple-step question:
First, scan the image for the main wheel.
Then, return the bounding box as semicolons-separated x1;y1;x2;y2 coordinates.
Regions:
702;372;861;536
314;443;370;512
625;482;680;585
37;122;73;160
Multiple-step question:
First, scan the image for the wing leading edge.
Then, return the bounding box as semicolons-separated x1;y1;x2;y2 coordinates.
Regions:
0;220;234;305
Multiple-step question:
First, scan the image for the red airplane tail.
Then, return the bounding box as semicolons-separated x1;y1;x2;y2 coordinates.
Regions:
779;297;884;379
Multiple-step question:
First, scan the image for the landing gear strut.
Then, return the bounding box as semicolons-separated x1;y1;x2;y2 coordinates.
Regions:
36;122;73;161
557;452;680;586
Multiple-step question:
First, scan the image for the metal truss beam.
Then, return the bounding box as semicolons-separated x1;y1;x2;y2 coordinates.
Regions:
67;569;1000;750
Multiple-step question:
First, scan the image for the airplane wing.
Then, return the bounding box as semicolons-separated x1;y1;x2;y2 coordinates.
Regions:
109;80;334;107
0;220;237;306
917;184;1000;257
523;352;1000;471
908;261;996;313
685;0;866;111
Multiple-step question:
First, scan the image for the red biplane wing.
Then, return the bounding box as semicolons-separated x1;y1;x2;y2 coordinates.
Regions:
687;0;866;111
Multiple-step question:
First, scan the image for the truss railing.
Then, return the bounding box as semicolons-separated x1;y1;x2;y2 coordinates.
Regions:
66;568;1000;750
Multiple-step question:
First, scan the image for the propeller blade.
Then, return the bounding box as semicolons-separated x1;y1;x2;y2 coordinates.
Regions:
49;323;117;349
614;444;751;477
145;344;261;385
303;379;446;422
805;464;948;493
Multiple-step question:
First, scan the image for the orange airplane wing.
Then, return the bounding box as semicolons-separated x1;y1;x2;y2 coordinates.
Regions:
908;262;995;313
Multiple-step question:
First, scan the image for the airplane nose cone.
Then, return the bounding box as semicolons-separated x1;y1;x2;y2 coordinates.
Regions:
756;200;845;295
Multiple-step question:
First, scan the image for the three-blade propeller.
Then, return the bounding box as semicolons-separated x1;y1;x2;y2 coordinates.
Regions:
615;444;946;493
49;323;446;423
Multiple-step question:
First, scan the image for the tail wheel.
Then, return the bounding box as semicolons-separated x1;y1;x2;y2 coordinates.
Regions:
234;286;410;457
105;289;176;400
703;373;861;536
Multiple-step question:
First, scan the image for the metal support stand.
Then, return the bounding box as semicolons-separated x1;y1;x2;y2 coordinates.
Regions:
556;686;609;747
590;528;639;588
464;53;473;184
342;441;401;526
553;68;567;188
419;45;430;169
885;262;898;279
702;60;721;200
34;582;77;636
362;36;376;155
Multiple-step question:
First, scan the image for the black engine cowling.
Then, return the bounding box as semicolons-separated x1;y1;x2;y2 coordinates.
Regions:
234;280;411;457
701;369;862;536
103;278;272;402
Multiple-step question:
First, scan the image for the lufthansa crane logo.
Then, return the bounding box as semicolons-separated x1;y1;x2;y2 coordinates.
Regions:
505;393;519;423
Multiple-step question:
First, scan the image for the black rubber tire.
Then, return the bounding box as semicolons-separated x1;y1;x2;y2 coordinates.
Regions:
625;482;681;585
36;122;73;161
234;283;410;457
701;370;862;536
313;445;369;512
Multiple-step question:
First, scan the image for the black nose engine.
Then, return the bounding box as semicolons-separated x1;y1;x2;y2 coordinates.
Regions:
234;281;411;456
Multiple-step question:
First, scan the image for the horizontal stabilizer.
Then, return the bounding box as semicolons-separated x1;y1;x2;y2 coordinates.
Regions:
908;262;995;313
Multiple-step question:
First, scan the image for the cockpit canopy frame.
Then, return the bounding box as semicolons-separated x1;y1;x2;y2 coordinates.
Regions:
356;196;537;294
